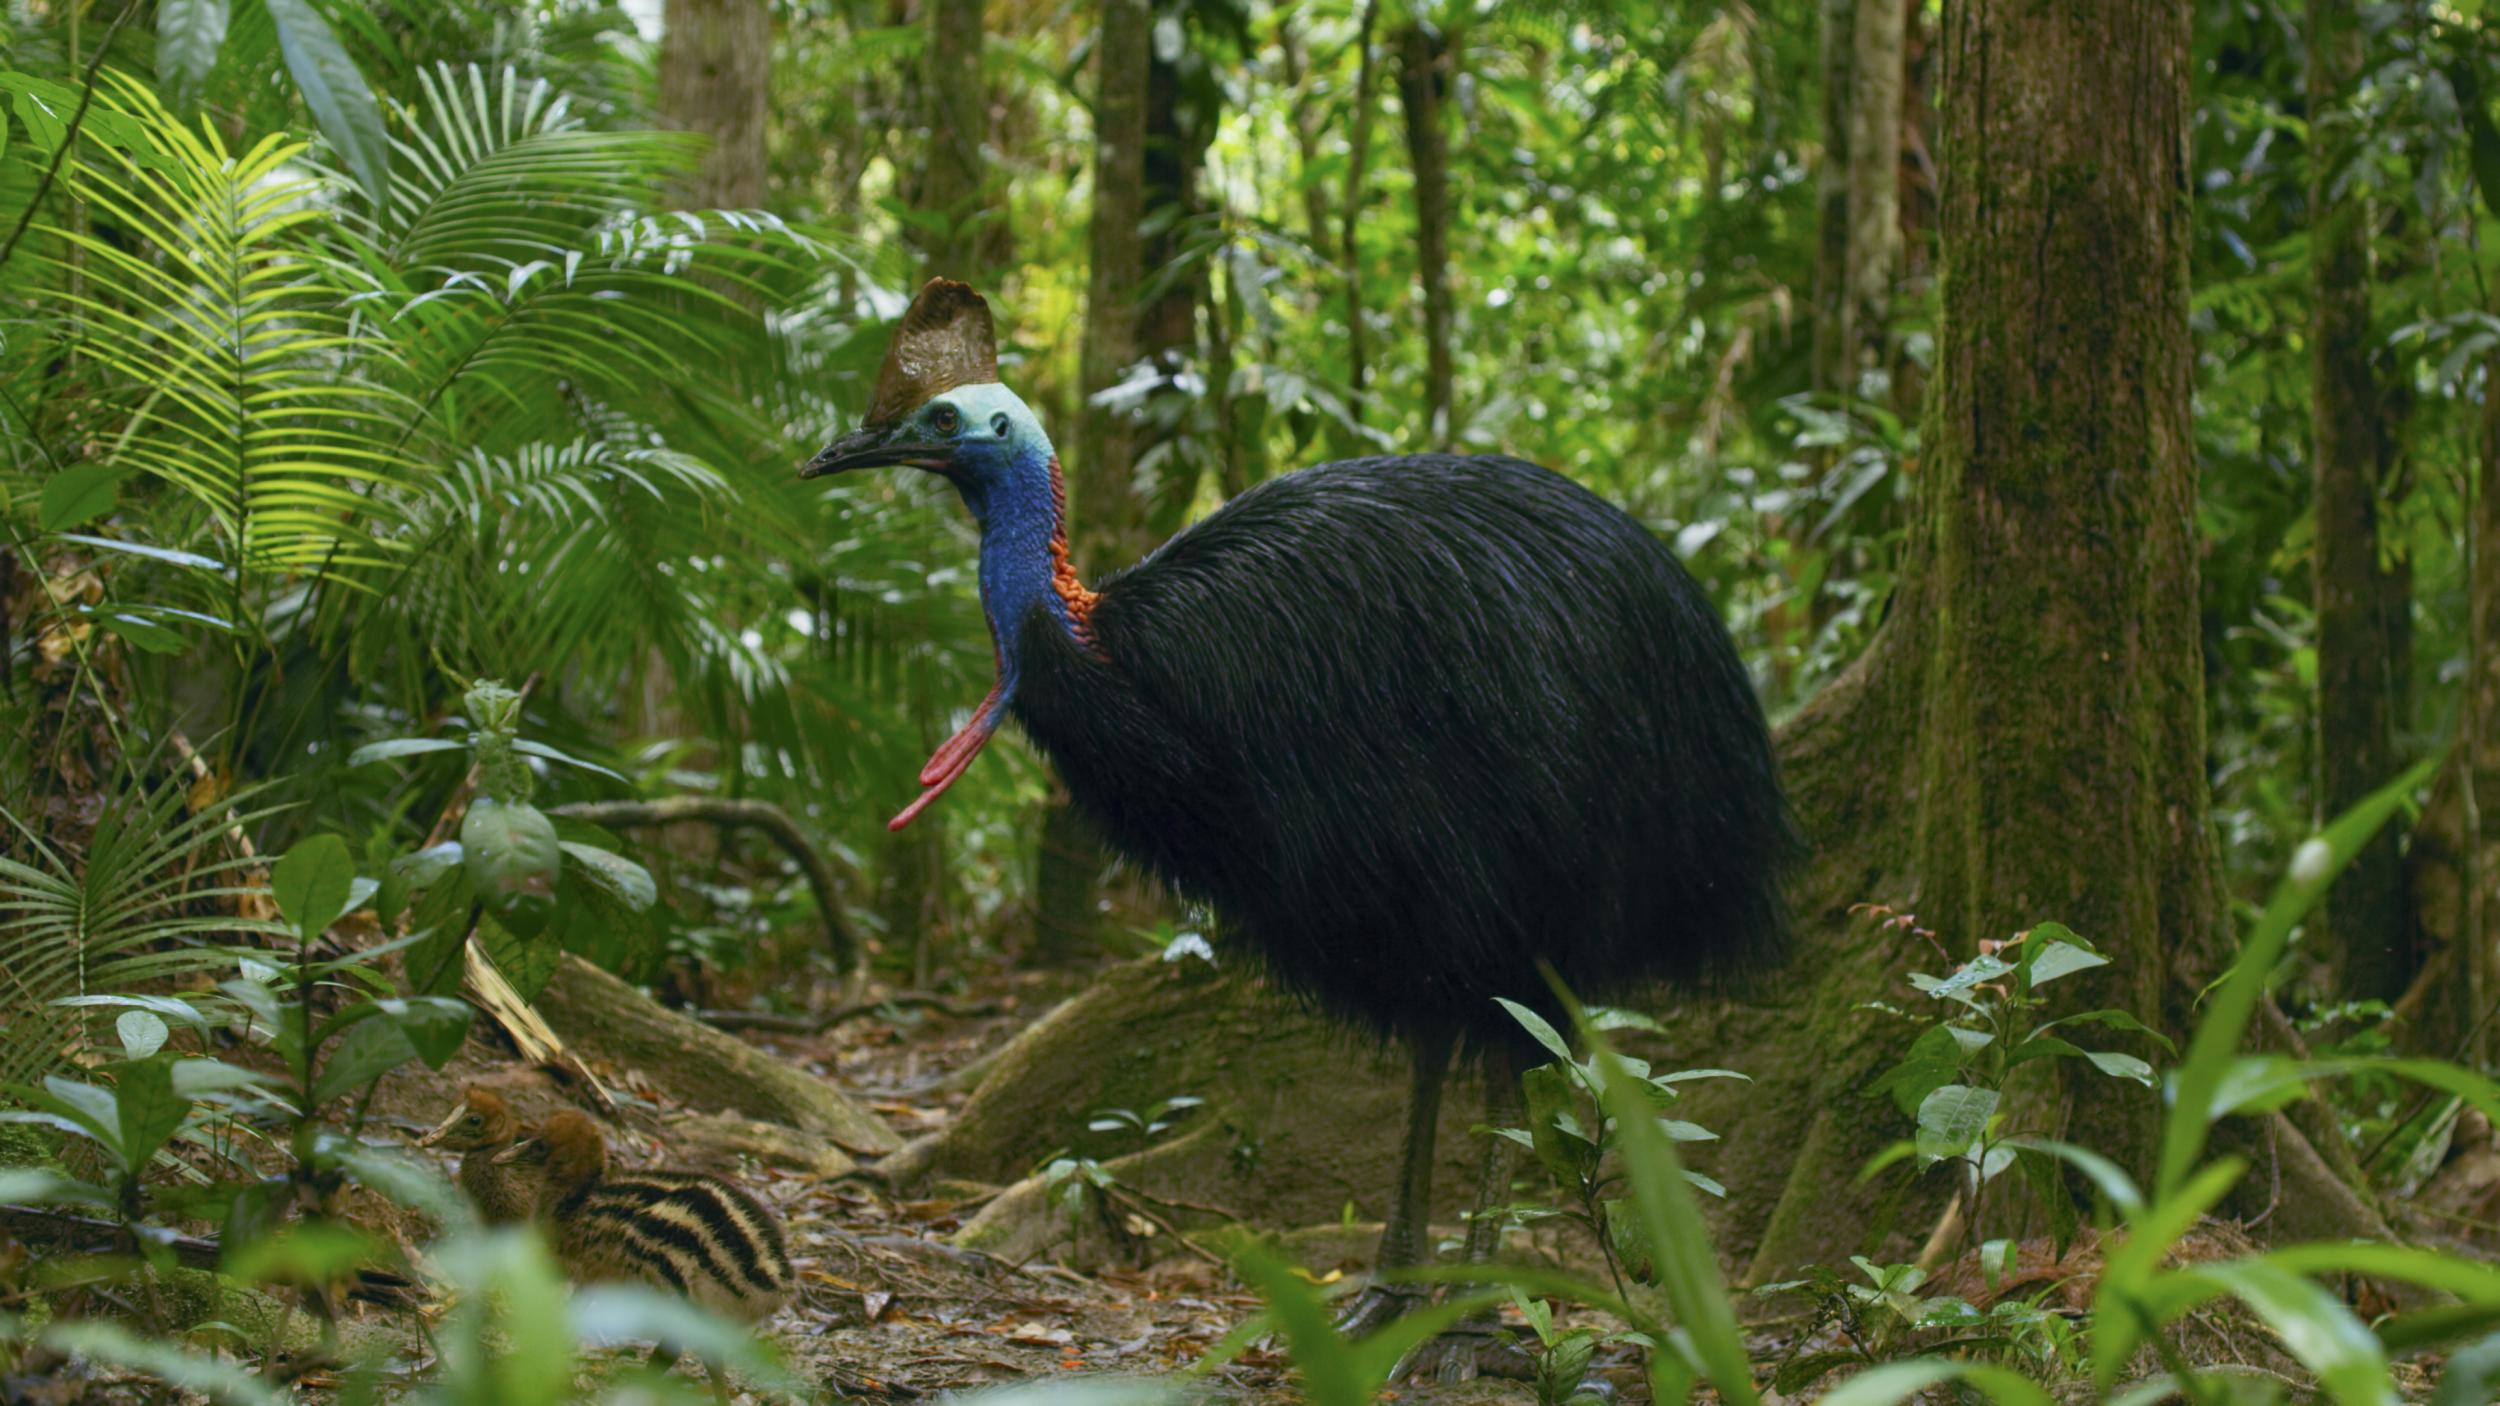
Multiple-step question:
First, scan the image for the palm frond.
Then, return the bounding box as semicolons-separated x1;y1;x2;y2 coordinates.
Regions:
33;72;418;578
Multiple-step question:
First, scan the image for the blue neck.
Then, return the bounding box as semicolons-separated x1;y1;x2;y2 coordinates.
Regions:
955;447;1089;709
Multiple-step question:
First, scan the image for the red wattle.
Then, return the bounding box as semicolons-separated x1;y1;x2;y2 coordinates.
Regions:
918;676;1007;787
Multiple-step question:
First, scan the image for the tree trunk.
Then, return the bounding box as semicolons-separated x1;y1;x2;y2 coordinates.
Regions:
1842;0;1904;394
1037;0;1155;960
912;0;991;278
1398;23;1454;446
1341;0;1383;434
2308;0;2417;1004
1811;0;1854;396
656;0;770;209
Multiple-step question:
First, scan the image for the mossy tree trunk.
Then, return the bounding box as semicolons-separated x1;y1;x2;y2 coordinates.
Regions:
1398;22;1454;446
2308;0;2418;1005
911;0;993;279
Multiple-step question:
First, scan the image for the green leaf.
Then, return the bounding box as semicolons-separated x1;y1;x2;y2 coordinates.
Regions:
1913;1084;1998;1163
558;841;656;910
2175;1260;2395;1406
222;1219;377;1287
1575;1001;1760;1406
1821;1359;2054;1406
157;0;231;110
263;0;389;206
272;833;356;943
39;465;133;531
347;737;465;767
39;1320;286;1406
112;1056;191;1173
376;996;472;1068
116;1011;168;1059
6;77;68;154
1495;997;1573;1064
95;611;184;655
475;910;559;1003
313;1015;416;1106
463;798;561;938
2022;939;2108;989
1522;1064;1595;1187
2160;759;2436;1202
513;739;628;782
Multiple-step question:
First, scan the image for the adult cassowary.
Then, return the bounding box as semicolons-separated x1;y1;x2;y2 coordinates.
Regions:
804;280;1795;1370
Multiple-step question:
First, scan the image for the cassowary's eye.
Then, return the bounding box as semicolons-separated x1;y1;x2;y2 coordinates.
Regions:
929;404;960;435
993;413;1011;438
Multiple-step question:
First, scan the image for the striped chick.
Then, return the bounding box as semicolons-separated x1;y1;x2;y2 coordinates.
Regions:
496;1110;792;1402
414;1086;539;1225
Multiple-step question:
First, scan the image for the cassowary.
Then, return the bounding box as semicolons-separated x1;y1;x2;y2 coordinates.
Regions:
804;280;1794;1369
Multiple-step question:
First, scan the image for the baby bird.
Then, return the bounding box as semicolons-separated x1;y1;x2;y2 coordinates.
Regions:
497;1110;793;1402
414;1086;540;1225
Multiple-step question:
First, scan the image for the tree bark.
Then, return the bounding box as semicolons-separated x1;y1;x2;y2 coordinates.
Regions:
1341;0;1382;434
1841;0;1903;393
1811;0;1855;396
912;0;992;278
2307;0;2417;1004
1398;23;1454;446
1037;0;1155;960
656;0;770;209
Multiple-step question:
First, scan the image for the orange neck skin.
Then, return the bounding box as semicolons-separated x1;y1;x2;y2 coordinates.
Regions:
1047;457;1101;651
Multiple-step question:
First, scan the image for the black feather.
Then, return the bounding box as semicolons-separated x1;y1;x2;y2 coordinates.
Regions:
1011;454;1798;1054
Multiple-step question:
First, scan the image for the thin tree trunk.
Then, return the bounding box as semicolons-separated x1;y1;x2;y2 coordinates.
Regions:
657;0;770;209
1341;0;1382;433
913;0;990;277
1037;0;1154;960
2308;0;2416;1003
1811;0;1854;396
1842;0;1904;393
1398;23;1454;446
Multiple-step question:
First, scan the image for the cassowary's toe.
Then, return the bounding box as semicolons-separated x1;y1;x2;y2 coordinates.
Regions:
1331;1282;1430;1338
1397;1318;1538;1384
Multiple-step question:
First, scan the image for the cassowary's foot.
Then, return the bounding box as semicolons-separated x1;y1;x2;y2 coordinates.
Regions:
1332;1280;1430;1337
1394;1316;1537;1384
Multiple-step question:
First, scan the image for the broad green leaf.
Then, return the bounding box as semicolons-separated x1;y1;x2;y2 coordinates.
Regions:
157;0;231;110
263;0;389;206
2022;939;2108;989
463;798;561;938
96;612;184;655
347;737;465;767
475;910;559;1003
116;1011;168;1059
272;833;356;942
2174;1260;2395;1406
39;465;132;531
111;1056;191;1172
1913;1084;1998;1163
313;1015;417;1106
376;996;472;1068
558;841;656;910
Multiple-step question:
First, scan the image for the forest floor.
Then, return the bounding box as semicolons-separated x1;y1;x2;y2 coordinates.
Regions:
359;958;1585;1405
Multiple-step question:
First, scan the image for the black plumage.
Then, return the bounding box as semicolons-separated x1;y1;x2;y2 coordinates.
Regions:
1012;454;1793;1051
803;280;1796;1352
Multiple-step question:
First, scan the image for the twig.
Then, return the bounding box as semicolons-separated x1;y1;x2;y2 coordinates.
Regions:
551;796;867;984
0;0;138;278
693;993;1003;1034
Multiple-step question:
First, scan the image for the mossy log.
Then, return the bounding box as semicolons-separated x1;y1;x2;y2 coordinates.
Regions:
877;955;1497;1240
537;954;898;1158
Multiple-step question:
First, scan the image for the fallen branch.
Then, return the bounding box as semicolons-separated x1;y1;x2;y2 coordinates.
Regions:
552;797;864;984
0;1205;415;1306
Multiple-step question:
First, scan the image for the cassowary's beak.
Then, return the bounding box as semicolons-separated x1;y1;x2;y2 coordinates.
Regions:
491;1138;539;1165
414;1106;467;1147
799;426;957;479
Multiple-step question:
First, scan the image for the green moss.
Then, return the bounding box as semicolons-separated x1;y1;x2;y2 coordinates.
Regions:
0;1123;58;1169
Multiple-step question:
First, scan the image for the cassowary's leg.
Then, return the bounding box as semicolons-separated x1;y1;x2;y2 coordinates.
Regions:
1409;1050;1538;1382
1332;1027;1455;1336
